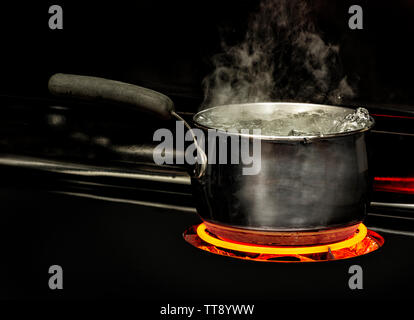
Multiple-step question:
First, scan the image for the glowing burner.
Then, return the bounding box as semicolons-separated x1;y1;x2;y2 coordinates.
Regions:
183;223;384;262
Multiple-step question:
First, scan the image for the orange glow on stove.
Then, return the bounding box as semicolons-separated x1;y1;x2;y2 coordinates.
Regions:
197;223;367;255
183;224;384;263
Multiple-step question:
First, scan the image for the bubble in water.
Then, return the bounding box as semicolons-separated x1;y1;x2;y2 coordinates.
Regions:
195;106;372;136
329;107;371;133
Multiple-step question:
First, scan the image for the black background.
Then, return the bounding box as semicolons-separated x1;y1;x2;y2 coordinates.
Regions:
0;0;413;109
0;0;414;309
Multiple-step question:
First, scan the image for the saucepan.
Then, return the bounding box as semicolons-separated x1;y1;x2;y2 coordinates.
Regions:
48;73;374;245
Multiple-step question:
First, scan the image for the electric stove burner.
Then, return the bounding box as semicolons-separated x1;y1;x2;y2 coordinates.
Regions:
202;221;361;246
183;223;384;262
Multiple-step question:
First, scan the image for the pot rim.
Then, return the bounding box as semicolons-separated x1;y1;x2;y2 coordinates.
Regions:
193;102;375;141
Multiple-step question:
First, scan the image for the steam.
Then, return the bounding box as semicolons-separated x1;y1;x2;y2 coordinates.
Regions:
202;0;355;108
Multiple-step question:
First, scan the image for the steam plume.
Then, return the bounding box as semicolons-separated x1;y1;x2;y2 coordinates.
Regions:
202;0;355;108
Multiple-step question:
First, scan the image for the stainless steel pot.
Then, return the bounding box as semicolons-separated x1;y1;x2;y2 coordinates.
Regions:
48;74;374;245
191;103;374;244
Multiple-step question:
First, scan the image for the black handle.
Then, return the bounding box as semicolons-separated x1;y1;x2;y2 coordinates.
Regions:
48;73;174;120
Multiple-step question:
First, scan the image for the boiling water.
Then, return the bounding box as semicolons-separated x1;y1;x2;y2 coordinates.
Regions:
195;106;372;137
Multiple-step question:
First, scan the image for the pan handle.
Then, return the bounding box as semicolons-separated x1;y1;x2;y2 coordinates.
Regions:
48;73;174;120
171;112;207;179
48;73;206;178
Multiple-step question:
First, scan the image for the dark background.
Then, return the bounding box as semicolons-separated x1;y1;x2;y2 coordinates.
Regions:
0;0;413;307
0;0;413;110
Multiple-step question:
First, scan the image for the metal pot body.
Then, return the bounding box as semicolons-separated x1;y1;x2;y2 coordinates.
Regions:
191;113;371;233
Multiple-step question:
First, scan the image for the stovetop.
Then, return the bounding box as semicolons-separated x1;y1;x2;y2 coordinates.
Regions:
1;183;413;303
1;96;414;305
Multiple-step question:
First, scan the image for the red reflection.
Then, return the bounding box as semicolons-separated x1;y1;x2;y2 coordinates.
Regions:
374;176;414;194
371;113;414;120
